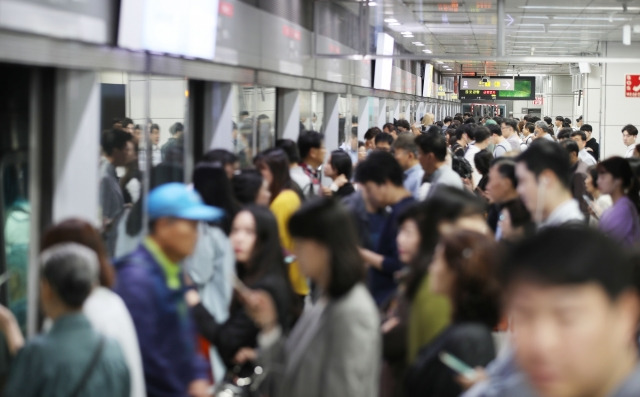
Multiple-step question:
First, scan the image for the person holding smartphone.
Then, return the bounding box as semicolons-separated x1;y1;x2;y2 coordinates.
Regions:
405;230;500;397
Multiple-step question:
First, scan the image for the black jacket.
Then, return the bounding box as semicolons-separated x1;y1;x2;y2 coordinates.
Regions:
191;274;291;368
405;322;496;397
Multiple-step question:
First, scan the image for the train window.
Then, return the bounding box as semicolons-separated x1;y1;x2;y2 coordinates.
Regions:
299;91;324;134
368;97;378;131
98;73;189;260
387;99;396;123
0;65;31;336
232;85;276;165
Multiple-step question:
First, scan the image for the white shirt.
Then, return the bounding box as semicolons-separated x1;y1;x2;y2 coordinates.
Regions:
84;287;147;397
578;149;597;166
464;144;481;187
625;144;636;158
539;199;585;229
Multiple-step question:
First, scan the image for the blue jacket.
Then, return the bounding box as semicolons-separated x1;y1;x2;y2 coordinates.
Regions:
114;244;209;397
368;196;416;306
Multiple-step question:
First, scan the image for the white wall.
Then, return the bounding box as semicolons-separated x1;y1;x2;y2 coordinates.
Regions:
542;75;574;120
601;42;640;158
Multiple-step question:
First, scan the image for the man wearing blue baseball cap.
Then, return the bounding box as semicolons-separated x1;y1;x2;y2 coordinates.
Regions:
114;183;223;397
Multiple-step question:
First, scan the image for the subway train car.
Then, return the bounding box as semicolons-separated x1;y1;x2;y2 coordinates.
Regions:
1;0;640;396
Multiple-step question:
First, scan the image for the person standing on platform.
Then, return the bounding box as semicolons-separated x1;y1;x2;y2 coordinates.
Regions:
114;183;221;397
622;124;638;158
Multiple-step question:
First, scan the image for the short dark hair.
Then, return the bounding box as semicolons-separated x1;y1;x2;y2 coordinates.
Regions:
425;125;442;135
555;116;564;121
464;117;476;125
415;132;447;161
487;124;501;137
329;150;353;180
622;124;638;137
560;139;579;156
383;123;397;133
364;127;382;141
444;116;453;123
515;139;571;190
525;123;535;134
502;199;532;230
354;150;403;187
289;198;364;298
473;126;491;143
501;226;635;300
202;149;238;165
232;169;264;205
101;128;132;156
490;157;517;188
297;130;324;159
150;123;160;131
580;124;593;133
193;162;240;234
121;117;134;127
474;150;494;176
392;134;419;156
375;132;394;146
452;155;473;180
276;139;301;164
557;127;573;140
544;116;552;125
397;119;411;130
169;122;184;135
570;130;587;142
502;119;518;131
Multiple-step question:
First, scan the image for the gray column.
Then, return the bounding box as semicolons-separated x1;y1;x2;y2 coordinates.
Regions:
277;89;301;141
324;93;340;153
204;82;233;151
357;96;369;140
52;69;100;224
378;98;387;128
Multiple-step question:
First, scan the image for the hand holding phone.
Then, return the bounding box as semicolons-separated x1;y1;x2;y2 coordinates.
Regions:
439;351;477;380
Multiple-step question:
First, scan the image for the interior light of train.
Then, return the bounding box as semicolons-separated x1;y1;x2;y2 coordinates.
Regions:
384;18;398;23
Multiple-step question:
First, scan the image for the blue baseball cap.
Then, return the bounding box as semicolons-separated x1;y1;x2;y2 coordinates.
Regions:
147;183;224;221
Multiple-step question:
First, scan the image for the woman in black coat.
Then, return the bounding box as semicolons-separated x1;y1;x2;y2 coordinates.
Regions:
185;205;292;369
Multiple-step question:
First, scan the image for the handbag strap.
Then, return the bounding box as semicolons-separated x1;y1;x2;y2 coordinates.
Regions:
69;335;106;397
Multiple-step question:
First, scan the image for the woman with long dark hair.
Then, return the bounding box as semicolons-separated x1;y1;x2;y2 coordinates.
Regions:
244;197;380;397
184;162;240;383
254;148;308;299
185;206;292;371
322;150;355;198
405;230;500;397
597;157;640;245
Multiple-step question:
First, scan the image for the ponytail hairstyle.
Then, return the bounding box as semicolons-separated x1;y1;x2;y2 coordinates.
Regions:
597;157;640;213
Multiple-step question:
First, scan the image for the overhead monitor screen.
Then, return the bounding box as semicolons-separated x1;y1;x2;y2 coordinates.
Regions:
119;0;219;59
459;77;535;101
0;0;114;44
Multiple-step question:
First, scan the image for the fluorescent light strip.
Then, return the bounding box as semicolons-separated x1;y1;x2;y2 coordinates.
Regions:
384;18;398;23
521;5;640;11
552;16;630;21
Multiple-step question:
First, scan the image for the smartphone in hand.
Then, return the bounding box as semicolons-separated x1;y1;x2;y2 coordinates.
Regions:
439;351;477;380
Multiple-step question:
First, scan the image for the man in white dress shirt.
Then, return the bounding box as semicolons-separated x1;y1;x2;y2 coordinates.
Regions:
570;130;597;166
622;124;638;158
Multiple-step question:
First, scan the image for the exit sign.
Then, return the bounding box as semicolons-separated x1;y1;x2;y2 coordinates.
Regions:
626;75;640;97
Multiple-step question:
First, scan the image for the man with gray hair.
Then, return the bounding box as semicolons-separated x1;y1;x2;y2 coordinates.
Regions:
534;120;555;142
393;134;424;199
1;243;130;397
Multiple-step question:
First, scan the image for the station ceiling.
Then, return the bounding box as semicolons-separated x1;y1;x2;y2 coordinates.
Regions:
342;0;640;75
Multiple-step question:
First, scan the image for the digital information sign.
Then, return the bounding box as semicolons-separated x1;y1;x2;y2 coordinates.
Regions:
459;77;535;101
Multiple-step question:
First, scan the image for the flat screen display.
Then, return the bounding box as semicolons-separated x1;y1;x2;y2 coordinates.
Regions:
118;0;219;59
459;77;535;101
